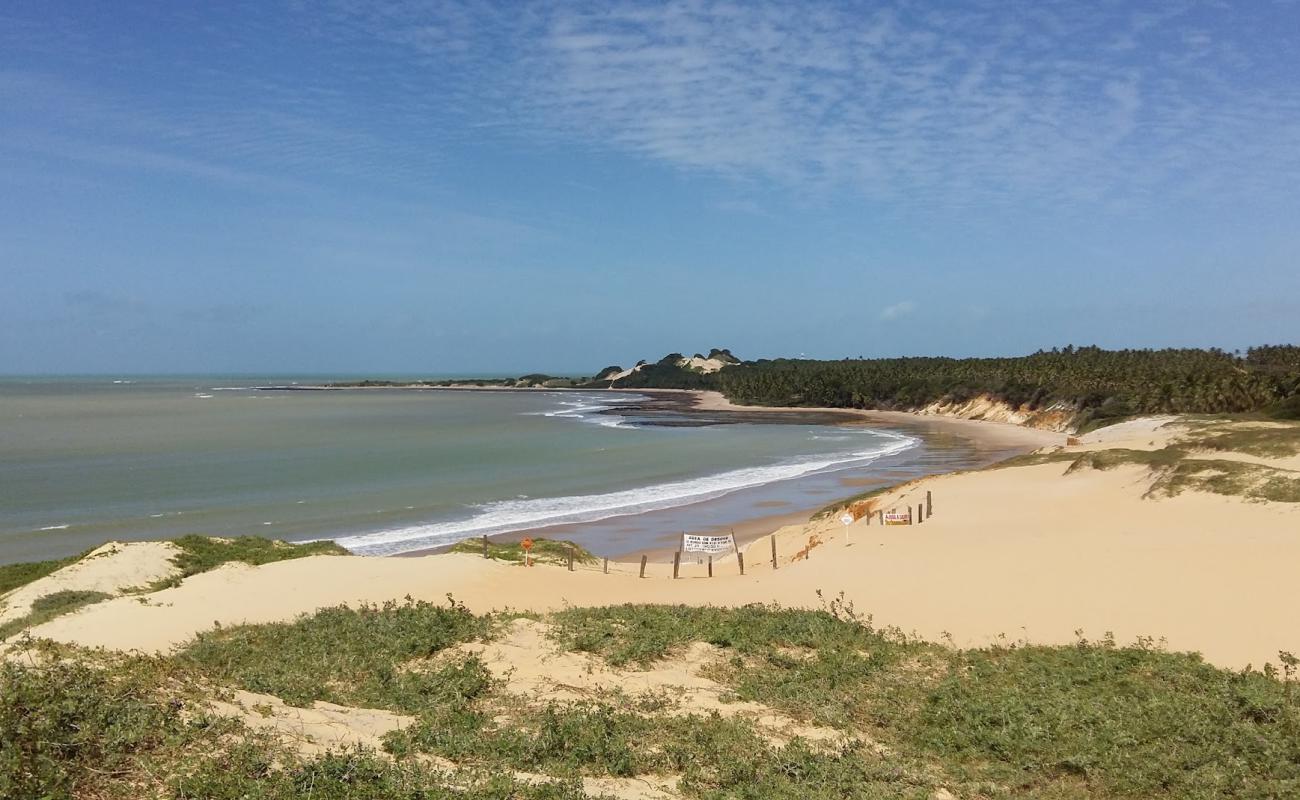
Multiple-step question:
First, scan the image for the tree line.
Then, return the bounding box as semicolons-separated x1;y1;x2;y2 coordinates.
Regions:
594;345;1300;424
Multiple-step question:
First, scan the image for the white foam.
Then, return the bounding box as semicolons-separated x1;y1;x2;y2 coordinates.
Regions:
38;524;70;531
525;393;636;429
335;432;917;556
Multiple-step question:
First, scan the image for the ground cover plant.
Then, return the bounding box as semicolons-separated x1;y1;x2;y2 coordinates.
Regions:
179;596;490;708
0;589;112;641
8;601;1300;798
449;537;598;566
0;640;585;800
153;535;349;589
0;549;91;596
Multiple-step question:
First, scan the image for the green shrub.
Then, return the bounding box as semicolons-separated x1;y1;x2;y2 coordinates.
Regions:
911;643;1300;797
180;597;489;710
0;550;91;596
1269;395;1300;420
450;537;597;566
155;535;347;589
0;589;112;640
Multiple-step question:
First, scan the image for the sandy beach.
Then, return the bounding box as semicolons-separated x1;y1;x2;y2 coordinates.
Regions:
18;413;1299;670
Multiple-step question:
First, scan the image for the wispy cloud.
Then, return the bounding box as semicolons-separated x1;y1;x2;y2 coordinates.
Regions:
879;300;916;321
324;0;1300;210
7;1;1300;216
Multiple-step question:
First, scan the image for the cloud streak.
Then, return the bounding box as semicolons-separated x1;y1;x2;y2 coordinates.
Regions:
879;300;916;321
6;1;1300;216
314;0;1300;211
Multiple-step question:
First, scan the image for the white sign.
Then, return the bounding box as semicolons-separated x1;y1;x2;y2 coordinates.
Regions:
839;512;855;526
884;511;911;526
681;533;735;554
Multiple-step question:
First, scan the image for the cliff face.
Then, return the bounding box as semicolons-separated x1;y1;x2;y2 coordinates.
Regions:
914;395;1079;432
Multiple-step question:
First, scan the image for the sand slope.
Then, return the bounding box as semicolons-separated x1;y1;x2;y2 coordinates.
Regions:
0;540;179;630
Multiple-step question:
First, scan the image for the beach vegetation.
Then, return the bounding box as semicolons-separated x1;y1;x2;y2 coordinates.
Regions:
7;601;1300;798
1269;394;1300;419
811;483;895;519
0;589;112;641
0;548;93;596
449;537;598;566
150;535;349;590
0;640;583;800
179;596;489;709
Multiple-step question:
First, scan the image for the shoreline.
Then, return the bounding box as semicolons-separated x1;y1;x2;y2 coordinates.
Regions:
395;389;1061;560
18;413;1300;669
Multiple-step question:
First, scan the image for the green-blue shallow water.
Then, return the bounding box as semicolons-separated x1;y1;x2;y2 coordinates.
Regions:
0;377;1009;564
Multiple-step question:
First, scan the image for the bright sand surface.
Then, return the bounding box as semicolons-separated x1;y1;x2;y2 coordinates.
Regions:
21;414;1300;670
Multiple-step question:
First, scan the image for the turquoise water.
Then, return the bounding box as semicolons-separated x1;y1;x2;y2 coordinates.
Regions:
0;378;1004;564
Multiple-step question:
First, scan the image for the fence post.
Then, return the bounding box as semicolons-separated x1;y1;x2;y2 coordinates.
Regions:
770;535;778;569
926;490;932;517
917;503;923;523
603;558;609;574
482;535;489;558
738;552;745;575
639;555;647;578
673;551;681;579
568;545;575;571
877;510;884;525
908;507;913;525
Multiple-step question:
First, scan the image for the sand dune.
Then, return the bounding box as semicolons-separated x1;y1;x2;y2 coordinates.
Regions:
0;540;178;628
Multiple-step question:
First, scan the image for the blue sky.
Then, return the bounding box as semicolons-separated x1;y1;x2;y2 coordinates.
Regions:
2;1;1298;374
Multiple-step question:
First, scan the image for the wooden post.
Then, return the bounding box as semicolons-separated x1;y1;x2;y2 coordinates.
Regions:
877;510;884;525
770;534;778;569
482;535;489;558
672;551;681;579
738;552;745;575
917;503;923;523
639;554;647;578
908;507;913;525
568;545;575;571
926;490;932;517
707;555;713;577
603;558;609;574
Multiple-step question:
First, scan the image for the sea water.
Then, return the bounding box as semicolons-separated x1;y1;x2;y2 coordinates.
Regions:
0;377;1009;564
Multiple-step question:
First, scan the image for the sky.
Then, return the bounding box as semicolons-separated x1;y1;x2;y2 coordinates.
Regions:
2;0;1298;375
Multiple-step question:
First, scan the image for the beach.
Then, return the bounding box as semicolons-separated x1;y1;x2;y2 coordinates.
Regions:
0;379;1047;563
17;411;1300;670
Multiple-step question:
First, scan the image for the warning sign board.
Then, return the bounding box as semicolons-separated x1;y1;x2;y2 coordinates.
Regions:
883;512;911;526
681;533;736;553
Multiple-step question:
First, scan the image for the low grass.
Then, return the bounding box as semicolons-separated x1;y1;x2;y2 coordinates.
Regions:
550;605;1300;799
152;535;349;590
11;602;1300;798
1181;423;1300;459
449;537;598;566
179;596;490;709
550;599;921;731
912;642;1300;798
1151;459;1300;503
0;589;112;641
0;640;585;800
1062;447;1186;473
0;549;91;596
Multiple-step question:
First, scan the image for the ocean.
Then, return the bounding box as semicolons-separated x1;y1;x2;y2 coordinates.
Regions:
0;377;1017;564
